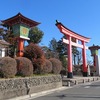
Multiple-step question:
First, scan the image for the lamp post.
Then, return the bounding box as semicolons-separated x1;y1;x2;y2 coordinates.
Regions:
89;44;100;76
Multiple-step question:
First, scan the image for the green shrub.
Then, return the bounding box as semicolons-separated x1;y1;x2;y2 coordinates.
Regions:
59;55;68;69
49;58;62;74
43;59;52;73
0;57;17;78
15;57;33;77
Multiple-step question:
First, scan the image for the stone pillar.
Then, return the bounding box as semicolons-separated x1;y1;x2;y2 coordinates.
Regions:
82;41;88;77
95;55;100;76
67;35;73;78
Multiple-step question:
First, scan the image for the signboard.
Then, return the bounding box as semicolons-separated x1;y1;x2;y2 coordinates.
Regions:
20;26;29;38
12;24;30;40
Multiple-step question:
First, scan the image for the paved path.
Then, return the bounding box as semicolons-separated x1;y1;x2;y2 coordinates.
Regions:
30;80;100;100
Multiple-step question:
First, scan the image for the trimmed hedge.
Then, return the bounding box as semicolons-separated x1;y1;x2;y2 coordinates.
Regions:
33;58;45;74
0;57;17;78
24;43;44;60
15;57;33;77
49;58;62;74
43;59;52;73
24;43;46;74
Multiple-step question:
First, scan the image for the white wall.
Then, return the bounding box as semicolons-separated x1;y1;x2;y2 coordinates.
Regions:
0;48;5;57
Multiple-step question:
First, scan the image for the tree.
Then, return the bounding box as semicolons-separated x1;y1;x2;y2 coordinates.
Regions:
46;36;68;68
0;23;18;57
0;22;14;44
77;51;82;65
0;28;4;39
3;30;18;57
49;38;57;51
24;43;45;74
87;52;93;65
27;27;44;44
24;43;44;60
0;21;4;39
49;38;59;59
41;46;53;59
57;36;68;69
72;46;79;65
57;39;67;55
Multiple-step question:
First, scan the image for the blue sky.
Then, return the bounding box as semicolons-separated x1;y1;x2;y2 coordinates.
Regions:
0;0;100;56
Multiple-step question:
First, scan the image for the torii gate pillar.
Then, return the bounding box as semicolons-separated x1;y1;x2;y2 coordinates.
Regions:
67;35;73;78
56;21;90;78
82;41;88;76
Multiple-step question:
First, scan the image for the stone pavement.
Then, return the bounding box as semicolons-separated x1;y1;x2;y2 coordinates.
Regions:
9;76;100;100
62;76;100;87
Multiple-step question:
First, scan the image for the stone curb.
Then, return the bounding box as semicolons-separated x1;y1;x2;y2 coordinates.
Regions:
8;87;70;100
62;76;100;87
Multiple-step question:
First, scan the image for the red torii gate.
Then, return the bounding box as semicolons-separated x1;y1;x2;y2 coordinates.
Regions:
56;21;90;78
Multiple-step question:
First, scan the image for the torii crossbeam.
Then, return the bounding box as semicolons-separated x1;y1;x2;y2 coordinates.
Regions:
55;20;90;78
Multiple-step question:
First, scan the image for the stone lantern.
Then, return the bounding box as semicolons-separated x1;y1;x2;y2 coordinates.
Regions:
89;44;100;76
89;44;100;56
2;13;40;57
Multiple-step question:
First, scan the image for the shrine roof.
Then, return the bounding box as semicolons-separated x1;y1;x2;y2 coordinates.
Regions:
2;13;40;27
56;21;90;42
89;44;100;50
0;40;10;48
